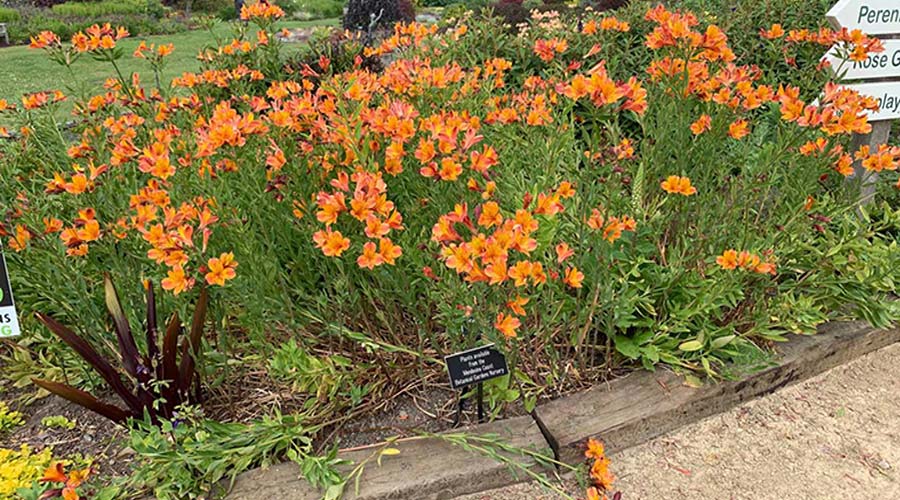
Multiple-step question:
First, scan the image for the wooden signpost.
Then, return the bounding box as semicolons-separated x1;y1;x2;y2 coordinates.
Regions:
825;0;900;204
0;248;21;338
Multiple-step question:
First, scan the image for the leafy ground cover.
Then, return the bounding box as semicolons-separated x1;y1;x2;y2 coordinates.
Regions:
1;0;899;498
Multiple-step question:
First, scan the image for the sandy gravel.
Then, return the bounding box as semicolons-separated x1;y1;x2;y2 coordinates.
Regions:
458;342;900;500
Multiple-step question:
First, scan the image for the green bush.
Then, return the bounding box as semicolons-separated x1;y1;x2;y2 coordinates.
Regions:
51;0;167;19
6;11;187;45
292;0;344;20
0;7;20;23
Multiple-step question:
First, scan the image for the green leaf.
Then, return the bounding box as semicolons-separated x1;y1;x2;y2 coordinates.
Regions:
678;340;704;352
614;335;640;359
710;335;736;349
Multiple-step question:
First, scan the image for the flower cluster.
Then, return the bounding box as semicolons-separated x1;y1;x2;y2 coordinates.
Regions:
716;249;777;275
40;462;91;500
584;438;616;500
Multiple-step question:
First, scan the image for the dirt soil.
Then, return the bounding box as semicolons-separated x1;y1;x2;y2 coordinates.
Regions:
458;342;900;500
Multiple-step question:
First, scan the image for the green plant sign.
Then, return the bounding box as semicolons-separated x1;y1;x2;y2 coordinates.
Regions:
0;248;21;338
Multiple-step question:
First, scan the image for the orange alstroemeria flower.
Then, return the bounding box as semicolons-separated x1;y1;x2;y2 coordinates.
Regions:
313;229;350;257
494;312;521;339
563;267;584;288
40;462;91;500
716;249;739;270
660;175;697;196
161;266;194;295
205;252;238;286
690;114;711;135
728;119;750;139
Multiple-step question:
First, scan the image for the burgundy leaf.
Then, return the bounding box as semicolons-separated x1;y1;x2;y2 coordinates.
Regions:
36;312;143;412
32;378;131;423
104;274;142;381
179;286;208;394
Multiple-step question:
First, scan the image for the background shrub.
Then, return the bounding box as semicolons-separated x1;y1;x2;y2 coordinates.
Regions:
0;7;20;23
4;0;186;45
51;0;168;19
292;0;344;20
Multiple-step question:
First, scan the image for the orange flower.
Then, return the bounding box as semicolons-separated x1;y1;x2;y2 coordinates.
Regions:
377;238;402;265
8;224;31;252
585;487;605;500
205;252;238;286
728;119;750;139
563;267;584;288
716;249;738;270
585;438;606;460
44;217;63;234
590;457;616;491
508;261;533;287
41;462;91;500
660;175;697;196
313;229;351;257
357;241;385;269
761;23;785;39
161;266;194;295
690;114;711;135
506;295;529;316
612;138;634;160
478;201;503;228
555;242;574;263
494;312;521;338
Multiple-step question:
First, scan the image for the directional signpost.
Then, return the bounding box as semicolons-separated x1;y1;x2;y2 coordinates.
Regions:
825;0;900;203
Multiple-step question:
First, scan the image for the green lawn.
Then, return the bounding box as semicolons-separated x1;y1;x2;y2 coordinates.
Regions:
0;19;338;105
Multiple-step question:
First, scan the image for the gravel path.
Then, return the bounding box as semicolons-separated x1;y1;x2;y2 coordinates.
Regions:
458;342;900;500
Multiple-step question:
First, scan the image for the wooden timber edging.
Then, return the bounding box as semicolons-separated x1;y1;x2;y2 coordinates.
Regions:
225;321;900;500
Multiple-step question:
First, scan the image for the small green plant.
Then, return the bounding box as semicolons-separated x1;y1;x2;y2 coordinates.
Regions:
268;339;350;398
0;402;25;434
32;275;209;425
128;410;343;499
41;415;77;430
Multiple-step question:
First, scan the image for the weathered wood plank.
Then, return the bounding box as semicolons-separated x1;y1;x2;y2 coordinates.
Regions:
226;414;548;500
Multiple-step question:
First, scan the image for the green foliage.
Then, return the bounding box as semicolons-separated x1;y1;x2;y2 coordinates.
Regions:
51;0;167;19
268;339;351;398
292;0;345;20
128;410;342;499
0;7;20;23
0;402;25;434
41;415;77;430
5;11;187;46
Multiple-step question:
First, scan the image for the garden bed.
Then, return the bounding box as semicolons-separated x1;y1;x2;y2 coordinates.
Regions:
1;0;900;499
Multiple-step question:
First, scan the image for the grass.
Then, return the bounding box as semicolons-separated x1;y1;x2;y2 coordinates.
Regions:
0;19;338;106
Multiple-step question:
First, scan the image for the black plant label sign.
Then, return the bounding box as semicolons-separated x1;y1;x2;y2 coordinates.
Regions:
0;248;21;338
445;344;509;389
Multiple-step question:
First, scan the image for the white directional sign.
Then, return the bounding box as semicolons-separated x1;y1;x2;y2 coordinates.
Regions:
845;81;900;121
827;0;900;35
0;249;21;338
824;40;900;80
